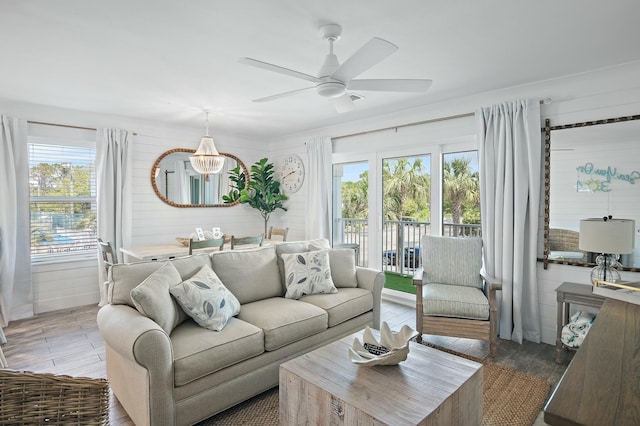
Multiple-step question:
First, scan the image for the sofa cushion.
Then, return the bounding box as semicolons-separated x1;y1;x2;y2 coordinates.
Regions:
109;254;212;307
171;318;264;386
129;261;187;334
238;298;328;351
170;265;241;331
210;246;282;304
422;283;489;320
308;239;331;251
300;288;373;327
327;249;358;288
281;250;338;299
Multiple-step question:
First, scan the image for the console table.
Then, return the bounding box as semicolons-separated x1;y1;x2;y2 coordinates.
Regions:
554;282;605;364
544;298;640;425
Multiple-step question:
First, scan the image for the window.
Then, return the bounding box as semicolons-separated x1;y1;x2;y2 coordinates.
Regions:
29;142;97;259
442;150;480;237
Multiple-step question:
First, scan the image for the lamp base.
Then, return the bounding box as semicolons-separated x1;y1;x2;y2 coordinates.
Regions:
590;253;621;285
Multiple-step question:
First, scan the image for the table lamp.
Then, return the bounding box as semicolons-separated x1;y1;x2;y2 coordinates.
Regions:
579;217;635;284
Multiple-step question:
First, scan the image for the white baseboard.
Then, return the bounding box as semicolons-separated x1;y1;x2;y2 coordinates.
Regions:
33;293;100;315
382;288;415;307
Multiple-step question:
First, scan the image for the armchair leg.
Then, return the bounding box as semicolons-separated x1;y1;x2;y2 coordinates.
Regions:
489;328;498;358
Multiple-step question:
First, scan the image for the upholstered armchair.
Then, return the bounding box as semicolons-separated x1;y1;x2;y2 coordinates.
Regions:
412;235;501;357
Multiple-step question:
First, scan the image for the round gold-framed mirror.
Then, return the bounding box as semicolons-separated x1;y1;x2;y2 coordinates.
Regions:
151;148;249;207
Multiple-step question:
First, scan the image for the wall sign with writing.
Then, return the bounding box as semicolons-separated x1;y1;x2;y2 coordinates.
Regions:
576;162;640;192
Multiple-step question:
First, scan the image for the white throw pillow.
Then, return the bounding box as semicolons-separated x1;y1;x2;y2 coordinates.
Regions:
281;249;338;299
170;264;241;331
327;249;358;288
130;262;186;334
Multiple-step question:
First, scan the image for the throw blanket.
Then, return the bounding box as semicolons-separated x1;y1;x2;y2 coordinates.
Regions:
561;311;596;348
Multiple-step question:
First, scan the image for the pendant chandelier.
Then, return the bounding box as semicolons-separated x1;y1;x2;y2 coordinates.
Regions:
189;111;225;174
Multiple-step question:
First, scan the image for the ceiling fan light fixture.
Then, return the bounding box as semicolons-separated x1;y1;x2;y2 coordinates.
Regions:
189;112;225;174
316;81;347;98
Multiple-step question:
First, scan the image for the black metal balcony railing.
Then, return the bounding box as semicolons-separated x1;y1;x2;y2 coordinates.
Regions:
334;218;481;275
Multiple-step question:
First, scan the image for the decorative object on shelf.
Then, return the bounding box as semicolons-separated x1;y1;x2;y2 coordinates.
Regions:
224;158;288;235
277;154;305;193
579;216;636;284
189;111;225;175
195;227;206;241
348;322;418;366
212;227;223;239
176;237;190;247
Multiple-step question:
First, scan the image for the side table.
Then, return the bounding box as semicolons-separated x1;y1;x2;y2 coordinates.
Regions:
555;282;605;364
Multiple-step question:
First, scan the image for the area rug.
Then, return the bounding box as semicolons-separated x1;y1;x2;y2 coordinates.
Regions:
199;346;550;426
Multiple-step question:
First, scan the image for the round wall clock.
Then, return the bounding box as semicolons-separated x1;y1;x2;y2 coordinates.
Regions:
277;154;305;193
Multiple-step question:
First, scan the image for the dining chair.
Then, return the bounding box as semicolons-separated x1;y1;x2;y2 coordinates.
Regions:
230;234;264;250
267;226;288;241
97;238;118;275
188;237;225;255
412;234;501;357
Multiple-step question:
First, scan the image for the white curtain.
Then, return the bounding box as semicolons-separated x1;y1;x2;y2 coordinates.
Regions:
0;115;32;326
305;136;332;240
96;128;133;305
477;99;542;344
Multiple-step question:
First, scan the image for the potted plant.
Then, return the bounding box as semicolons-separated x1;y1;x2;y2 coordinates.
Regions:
224;158;288;235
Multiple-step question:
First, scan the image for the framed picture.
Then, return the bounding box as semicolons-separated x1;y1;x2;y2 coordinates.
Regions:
195;227;206;241
212;227;223;239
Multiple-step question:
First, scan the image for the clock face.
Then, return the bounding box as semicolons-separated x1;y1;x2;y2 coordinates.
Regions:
277;154;305;193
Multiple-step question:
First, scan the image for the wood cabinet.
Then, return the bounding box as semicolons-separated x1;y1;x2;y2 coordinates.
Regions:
544;298;640;425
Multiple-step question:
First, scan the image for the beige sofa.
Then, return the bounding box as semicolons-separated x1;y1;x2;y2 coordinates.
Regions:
97;239;384;426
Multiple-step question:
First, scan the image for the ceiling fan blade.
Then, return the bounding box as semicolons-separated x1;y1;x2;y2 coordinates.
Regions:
348;79;432;92
331;37;398;82
238;58;321;83
330;94;355;113
253;86;315;102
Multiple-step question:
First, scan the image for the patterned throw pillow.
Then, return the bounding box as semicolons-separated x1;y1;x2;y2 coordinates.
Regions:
169;264;241;331
281;250;338;299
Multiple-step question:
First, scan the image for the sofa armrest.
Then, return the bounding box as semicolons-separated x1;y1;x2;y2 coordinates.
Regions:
355;266;385;330
97;304;175;425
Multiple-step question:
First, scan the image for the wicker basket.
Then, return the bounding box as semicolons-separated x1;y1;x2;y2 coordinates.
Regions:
0;369;110;425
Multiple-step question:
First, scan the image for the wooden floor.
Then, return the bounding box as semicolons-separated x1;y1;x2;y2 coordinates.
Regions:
2;300;569;425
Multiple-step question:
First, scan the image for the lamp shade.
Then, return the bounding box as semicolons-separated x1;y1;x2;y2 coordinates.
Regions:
579;218;635;254
189;136;225;174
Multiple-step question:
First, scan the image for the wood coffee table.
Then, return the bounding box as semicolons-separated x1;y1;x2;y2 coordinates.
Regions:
279;330;483;425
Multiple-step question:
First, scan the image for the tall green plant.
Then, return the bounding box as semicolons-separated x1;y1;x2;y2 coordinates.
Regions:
224;158;288;235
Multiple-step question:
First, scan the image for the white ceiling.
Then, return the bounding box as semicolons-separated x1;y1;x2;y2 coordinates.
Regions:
1;0;639;139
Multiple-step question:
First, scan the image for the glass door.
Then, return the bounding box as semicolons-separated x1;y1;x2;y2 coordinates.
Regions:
381;155;431;276
442;150;481;237
333;161;369;266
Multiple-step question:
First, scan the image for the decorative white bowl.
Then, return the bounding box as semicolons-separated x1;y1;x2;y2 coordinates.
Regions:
348;322;419;366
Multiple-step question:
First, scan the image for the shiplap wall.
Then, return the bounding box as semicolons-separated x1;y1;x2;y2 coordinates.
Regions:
0;100;269;316
3;61;640;340
127;131;269;245
272;61;640;345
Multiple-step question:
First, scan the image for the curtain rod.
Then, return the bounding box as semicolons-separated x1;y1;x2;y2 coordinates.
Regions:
333;99;550;141
28;120;138;135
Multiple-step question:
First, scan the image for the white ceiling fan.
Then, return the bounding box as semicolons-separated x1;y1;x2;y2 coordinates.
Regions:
238;24;432;113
